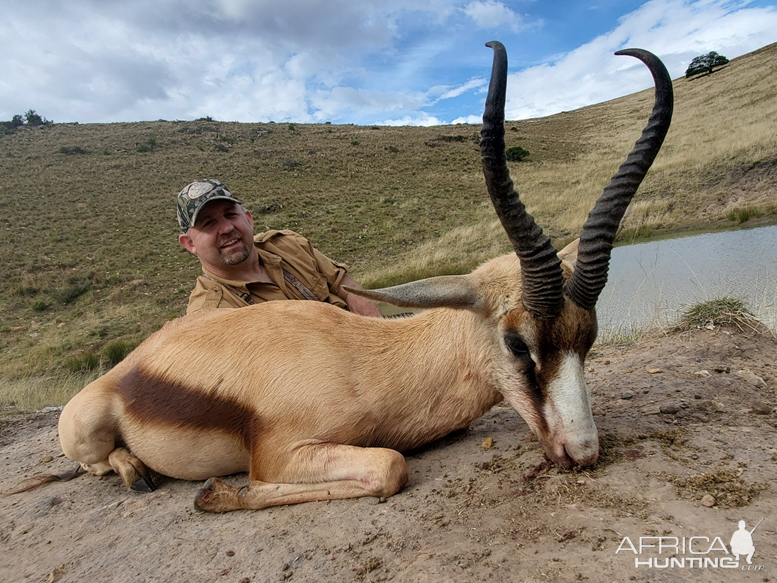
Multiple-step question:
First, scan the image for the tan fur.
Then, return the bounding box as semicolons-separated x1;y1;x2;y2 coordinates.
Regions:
56;249;600;511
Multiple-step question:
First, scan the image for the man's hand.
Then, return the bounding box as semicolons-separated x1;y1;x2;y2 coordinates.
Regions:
340;275;383;317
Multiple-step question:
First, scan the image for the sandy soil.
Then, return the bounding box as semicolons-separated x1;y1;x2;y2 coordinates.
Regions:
1;323;775;583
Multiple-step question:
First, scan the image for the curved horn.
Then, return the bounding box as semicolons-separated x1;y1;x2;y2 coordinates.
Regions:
481;41;564;319
565;49;674;310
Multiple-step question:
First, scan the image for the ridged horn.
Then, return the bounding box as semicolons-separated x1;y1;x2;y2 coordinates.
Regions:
565;49;673;310
481;40;564;319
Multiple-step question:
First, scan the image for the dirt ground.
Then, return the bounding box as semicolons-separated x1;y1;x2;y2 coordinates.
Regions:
1;323;775;583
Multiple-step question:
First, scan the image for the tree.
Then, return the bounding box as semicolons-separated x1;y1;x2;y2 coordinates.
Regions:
24;109;52;125
685;51;729;78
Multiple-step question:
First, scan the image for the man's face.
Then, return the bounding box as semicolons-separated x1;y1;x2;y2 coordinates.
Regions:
179;200;255;271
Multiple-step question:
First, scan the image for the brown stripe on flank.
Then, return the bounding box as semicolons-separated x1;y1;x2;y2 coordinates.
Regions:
117;365;257;448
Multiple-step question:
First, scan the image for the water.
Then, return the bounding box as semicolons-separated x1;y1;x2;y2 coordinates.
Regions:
597;225;777;334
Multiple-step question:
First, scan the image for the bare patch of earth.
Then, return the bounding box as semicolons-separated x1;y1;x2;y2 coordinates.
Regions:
1;325;776;582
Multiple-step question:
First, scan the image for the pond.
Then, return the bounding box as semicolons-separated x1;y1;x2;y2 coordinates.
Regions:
596;225;777;336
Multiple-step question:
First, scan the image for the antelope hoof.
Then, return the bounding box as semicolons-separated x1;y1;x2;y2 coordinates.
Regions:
130;474;156;493
194;477;233;513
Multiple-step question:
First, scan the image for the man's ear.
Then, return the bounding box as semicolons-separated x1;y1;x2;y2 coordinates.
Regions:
244;208;254;229
179;233;198;255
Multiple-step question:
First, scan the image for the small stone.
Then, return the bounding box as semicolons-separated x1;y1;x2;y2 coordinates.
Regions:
647;368;663;374
698;400;725;412
701;494;716;507
481;437;494;449
226;550;235;557
752;401;772;415
40;454;54;463
694;370;711;378
57;322;65;328
660;404;680;415
738;369;767;388
619;392;634;400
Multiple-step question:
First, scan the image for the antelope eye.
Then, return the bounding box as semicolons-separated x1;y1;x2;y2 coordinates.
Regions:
504;332;531;361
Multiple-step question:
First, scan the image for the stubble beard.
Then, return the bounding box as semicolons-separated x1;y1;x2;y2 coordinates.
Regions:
220;243;250;265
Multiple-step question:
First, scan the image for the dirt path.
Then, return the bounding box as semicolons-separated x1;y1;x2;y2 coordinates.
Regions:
1;324;775;583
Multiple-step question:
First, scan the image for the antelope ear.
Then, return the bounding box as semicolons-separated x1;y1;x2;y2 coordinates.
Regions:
557;238;579;268
343;275;482;310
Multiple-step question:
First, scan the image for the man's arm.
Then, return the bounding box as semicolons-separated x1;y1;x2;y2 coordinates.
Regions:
339;275;382;317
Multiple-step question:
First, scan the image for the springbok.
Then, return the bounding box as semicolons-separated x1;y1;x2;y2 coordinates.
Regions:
49;42;672;512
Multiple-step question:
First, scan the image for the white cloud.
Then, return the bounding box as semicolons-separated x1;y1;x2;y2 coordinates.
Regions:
462;0;528;32
0;0;774;125
380;112;446;126
503;0;777;120
431;78;488;101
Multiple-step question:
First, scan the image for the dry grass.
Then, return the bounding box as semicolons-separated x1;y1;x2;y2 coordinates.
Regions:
1;43;776;408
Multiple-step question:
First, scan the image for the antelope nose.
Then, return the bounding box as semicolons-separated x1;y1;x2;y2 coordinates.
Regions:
565;437;599;467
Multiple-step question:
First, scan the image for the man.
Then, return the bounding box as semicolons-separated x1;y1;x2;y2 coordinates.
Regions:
177;179;381;317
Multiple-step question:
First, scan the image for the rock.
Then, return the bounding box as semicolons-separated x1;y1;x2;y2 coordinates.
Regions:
752;401;772;415
619;392;634;400
647;368;663;374
694;370;711;378
698;400;725;412
481;437;494;449
660;404;680;415
737;369;767;388
701;494;716;507
642;406;661;415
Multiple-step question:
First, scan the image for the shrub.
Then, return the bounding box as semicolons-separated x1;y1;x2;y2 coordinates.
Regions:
282;159;302;169
680;297;754;330
505;146;530;162
136;138;157;153
103;340;138;367
59;146;87;155
31;299;49;312
727;206;762;223
57;277;91;304
65;351;101;373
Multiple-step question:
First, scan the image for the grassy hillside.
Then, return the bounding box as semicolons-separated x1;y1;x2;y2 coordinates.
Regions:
1;43;775;408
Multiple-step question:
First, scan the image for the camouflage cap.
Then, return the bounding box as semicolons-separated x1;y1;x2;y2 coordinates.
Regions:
176;179;242;232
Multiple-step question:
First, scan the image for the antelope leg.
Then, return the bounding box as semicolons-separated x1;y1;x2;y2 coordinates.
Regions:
194;443;408;512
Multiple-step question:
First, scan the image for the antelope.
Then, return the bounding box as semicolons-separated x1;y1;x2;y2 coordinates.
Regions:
47;42;672;512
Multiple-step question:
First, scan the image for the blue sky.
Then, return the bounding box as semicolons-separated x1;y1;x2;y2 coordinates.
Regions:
1;0;776;126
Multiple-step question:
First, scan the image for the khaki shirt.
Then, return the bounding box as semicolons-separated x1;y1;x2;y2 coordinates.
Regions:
186;230;349;314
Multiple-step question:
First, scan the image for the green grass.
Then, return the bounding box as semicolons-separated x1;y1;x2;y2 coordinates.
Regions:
1;42;776;409
678;297;757;330
727;206;763;223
